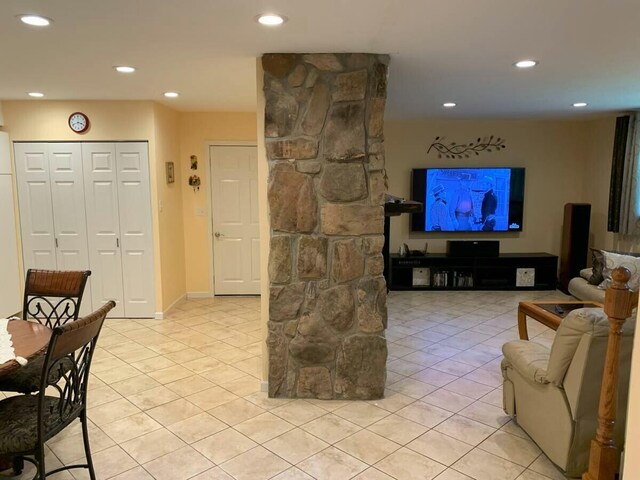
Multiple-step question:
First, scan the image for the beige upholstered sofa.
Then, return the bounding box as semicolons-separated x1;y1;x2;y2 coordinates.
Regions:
502;308;635;478
569;250;640;303
568;269;605;303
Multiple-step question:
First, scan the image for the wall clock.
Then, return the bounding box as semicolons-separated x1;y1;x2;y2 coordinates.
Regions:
68;112;89;133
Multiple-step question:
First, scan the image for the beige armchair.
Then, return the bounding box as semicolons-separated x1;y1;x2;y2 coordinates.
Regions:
501;307;635;478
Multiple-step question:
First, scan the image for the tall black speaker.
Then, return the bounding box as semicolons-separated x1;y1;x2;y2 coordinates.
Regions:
559;203;591;293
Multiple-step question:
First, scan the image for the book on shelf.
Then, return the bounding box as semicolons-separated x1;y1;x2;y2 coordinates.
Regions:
433;271;449;287
453;271;474;287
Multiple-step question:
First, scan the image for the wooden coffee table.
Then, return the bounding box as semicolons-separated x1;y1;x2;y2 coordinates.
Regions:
517;301;603;340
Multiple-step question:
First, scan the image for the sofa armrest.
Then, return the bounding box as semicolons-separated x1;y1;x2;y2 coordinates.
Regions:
502;340;550;384
568;277;606;303
579;268;593;281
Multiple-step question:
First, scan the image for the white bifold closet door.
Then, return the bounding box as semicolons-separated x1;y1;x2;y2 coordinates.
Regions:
82;142;154;318
48;143;91;271
14;143;93;315
115;143;155;318
15;143;90;270
13;143;58;270
15;141;154;318
82;143;125;317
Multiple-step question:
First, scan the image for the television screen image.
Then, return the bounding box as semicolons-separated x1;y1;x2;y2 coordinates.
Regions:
411;167;525;233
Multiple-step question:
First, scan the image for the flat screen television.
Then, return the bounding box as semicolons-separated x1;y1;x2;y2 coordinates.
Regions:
411;167;525;232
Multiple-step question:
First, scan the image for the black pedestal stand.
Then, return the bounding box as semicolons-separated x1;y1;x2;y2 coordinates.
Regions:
383;198;423;286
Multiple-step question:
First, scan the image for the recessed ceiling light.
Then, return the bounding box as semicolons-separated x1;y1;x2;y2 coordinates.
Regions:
573;102;588;108
19;15;52;27
443;102;457;108
115;66;136;73
256;14;286;26
164;92;179;98
28;92;44;98
514;59;538;69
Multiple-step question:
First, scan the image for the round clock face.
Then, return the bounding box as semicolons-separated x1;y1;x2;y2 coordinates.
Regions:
68;112;89;133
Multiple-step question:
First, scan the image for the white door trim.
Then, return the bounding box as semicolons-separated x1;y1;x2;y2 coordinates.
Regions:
206;141;258;297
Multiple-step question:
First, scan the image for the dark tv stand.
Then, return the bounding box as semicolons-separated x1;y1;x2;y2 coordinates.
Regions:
388;253;558;291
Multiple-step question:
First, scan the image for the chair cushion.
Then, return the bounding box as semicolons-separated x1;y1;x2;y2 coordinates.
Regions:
568;277;606;303
502;340;550;384
0;395;63;454
0;355;44;394
546;308;610;386
546;307;636;386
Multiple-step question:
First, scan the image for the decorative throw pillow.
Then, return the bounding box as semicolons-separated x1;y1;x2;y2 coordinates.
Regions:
588;248;605;286
598;251;640;291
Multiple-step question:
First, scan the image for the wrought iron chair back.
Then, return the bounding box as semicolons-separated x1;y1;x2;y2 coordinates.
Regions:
23;269;91;329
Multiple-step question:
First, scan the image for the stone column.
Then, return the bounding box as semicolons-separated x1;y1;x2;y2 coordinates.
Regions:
264;53;389;400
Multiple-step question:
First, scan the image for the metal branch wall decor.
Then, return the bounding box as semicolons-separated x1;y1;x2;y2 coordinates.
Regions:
427;135;506;159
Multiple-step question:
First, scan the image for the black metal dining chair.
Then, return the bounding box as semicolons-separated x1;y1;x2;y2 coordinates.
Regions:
22;269;92;329
0;269;91;395
0;301;115;479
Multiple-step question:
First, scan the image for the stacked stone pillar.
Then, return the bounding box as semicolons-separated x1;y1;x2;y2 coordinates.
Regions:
264;53;389;400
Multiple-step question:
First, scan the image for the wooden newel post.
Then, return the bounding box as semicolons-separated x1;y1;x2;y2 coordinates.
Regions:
583;267;639;480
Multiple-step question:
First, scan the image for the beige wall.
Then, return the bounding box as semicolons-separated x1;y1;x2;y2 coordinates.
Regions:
178;112;258;295
385;118;616;256
2;100;155;141
1;100;185;313
255;60;270;382
624;308;640;477
1;101;259;310
153;103;187;310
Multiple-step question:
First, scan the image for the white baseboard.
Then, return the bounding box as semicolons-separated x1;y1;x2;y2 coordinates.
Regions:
187;291;213;299
260;381;269;393
155;293;187;320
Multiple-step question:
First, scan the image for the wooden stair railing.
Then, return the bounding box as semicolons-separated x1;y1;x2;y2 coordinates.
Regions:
583;267;639;480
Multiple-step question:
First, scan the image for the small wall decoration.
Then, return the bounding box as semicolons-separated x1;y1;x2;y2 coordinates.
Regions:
68;112;90;134
427;135;506;159
165;162;175;184
188;174;201;192
190;155;198;170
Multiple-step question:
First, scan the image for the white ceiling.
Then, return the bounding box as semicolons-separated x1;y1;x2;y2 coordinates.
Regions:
1;0;639;118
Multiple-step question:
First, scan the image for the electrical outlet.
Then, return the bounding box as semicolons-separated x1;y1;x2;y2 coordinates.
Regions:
159;200;164;213
195;208;205;216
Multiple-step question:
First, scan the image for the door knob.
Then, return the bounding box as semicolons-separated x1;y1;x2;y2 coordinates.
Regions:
215;232;224;238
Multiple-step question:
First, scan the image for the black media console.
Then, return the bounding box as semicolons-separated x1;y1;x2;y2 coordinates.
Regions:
388;253;558;291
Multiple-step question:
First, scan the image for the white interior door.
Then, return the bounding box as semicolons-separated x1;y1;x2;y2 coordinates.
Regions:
115;143;155;317
82;143;125;317
14;143;57;270
210;145;260;295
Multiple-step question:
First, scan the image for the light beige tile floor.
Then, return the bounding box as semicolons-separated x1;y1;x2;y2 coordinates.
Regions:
1;290;574;479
